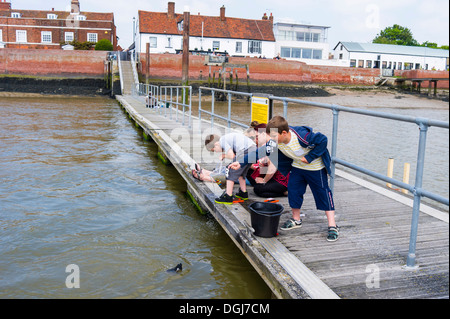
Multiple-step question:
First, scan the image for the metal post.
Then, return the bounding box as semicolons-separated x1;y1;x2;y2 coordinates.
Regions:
227;92;232;128
211;90;215;130
283;100;288;119
405;121;429;269
330;106;339;193
198;88;202;134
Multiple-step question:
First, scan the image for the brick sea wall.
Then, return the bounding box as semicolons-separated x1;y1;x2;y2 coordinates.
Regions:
0;48;107;77
140;54;449;87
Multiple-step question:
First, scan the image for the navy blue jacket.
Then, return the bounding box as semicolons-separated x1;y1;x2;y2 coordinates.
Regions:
237;126;332;176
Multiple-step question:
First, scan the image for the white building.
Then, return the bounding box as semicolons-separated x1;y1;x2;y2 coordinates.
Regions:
136;2;275;58
273;21;332;65
333;42;449;71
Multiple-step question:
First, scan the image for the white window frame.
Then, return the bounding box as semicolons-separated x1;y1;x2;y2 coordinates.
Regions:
65;32;74;42
47;14;58;19
0;29;3;42
16;30;27;43
149;37;157;48
236;41;242;53
166;37;172;48
76;15;86;21
87;33;98;43
212;41;220;51
41;31;52;43
248;40;262;54
11;12;21;18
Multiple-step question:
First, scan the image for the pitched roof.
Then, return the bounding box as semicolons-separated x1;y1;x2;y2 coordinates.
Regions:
138;11;275;42
336;42;449;58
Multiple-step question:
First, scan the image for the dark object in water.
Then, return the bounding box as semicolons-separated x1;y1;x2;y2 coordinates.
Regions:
167;263;182;273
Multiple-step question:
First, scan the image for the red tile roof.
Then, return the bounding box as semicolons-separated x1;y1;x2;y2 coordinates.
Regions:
139;11;275;42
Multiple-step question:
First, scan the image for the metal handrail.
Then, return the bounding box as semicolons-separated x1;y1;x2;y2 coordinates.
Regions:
136;83;192;129
198;87;252;131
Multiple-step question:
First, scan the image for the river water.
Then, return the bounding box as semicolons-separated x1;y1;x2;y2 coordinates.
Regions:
0;97;271;298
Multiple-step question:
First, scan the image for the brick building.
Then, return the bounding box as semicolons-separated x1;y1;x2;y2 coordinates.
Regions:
0;0;117;50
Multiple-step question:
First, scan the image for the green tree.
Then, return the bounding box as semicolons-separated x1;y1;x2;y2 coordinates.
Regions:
95;39;113;51
373;24;419;46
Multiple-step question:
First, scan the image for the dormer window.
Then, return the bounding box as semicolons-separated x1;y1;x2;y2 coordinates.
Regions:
76;15;86;21
11;12;21;18
177;19;184;31
47;14;58;19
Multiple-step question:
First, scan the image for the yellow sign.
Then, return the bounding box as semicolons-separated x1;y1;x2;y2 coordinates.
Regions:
251;96;270;124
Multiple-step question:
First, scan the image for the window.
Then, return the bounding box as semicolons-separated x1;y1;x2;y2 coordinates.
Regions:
304;32;311;42
11;12;21;18
339;53;343;60
296;32;305;42
76;15;86;21
177;20;184;31
87;33;98;43
248;40;261;54
41;31;52;43
292;48;301;58
313;49;322;59
366;60;372;68
358;60;364;68
382;61;387;69
280;47;291;58
312;33;320;42
166;37;172;48
47;14;57;19
350;59;356;67
149;37;157;48
236;41;242;53
415;63;421;70
212;41;220;51
16;30;27;43
302;48;312;59
65;32;74;42
0;29;2;42
398;62;402;70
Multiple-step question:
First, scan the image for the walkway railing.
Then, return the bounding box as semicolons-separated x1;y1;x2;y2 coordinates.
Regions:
133;83;449;269
136;83;192;129
198;87;252;131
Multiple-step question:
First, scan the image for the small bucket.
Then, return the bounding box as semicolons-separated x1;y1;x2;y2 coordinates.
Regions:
249;202;284;238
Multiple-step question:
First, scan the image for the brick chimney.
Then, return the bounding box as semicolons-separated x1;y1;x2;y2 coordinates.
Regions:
0;0;12;10
269;13;273;22
220;5;225;21
70;0;80;14
168;2;175;19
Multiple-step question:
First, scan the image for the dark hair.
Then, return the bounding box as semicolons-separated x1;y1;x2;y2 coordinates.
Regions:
204;134;220;151
266;116;289;134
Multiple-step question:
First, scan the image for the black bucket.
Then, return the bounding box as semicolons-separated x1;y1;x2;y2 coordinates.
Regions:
249;202;284;238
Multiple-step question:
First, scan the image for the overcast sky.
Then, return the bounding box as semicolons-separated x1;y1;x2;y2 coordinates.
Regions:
11;0;450;49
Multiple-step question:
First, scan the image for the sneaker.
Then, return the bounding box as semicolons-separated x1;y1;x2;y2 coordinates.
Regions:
327;226;340;242
235;189;248;200
215;192;234;205
280;218;302;230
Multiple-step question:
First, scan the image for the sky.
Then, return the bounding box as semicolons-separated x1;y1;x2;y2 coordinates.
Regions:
9;0;450;50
